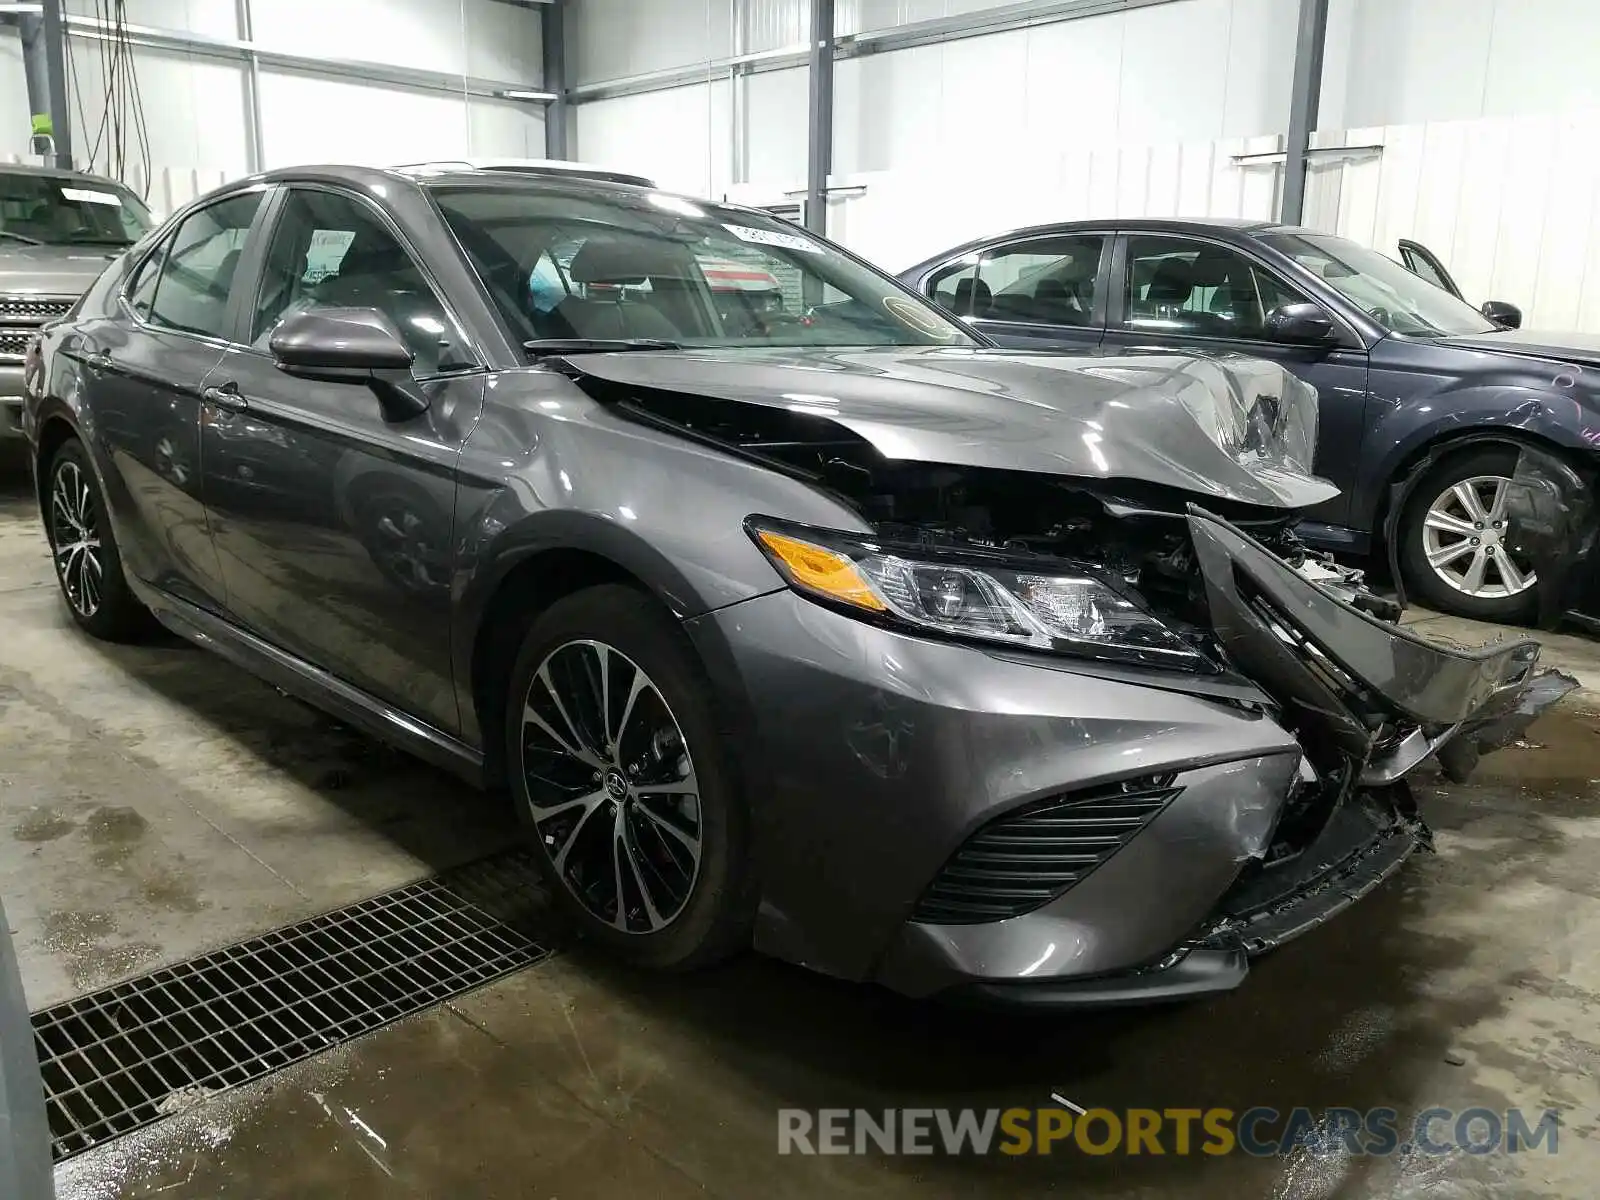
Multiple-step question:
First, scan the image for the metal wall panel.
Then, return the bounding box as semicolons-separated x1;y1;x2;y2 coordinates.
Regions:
571;0;732;84
829;0;1293;178
835;0;1018;37
825;134;1282;272
741;0;810;52
249;0;540;80
1306;110;1600;332
574;78;734;197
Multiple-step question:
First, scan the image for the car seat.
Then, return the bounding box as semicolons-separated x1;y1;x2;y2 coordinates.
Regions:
555;237;683;340
952;276;992;318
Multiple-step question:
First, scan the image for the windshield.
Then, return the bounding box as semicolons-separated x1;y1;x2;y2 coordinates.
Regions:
1259;232;1495;337
0;172;153;247
432;186;976;351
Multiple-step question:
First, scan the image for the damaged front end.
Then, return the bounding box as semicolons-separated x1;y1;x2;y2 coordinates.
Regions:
555;347;1575;976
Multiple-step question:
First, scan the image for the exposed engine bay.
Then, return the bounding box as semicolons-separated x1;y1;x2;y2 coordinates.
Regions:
594;378;1400;642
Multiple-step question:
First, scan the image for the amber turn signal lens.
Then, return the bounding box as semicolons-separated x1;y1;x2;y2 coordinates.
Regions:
755;530;886;612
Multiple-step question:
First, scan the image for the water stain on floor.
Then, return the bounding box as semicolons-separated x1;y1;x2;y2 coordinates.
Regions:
12;805;77;843
139;866;206;914
40;908;160;990
84;804;150;868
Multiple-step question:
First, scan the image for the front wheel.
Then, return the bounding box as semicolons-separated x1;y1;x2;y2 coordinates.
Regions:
504;585;755;970
43;438;153;641
1397;446;1538;622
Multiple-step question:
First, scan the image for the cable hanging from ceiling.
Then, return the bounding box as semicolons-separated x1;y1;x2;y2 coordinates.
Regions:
64;0;152;197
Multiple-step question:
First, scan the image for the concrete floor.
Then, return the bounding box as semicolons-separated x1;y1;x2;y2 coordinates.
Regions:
2;443;1599;1199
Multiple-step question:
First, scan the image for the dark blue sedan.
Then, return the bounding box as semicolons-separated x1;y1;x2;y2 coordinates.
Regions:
900;219;1599;627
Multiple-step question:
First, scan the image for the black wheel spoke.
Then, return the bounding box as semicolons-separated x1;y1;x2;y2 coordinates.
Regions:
519;638;703;935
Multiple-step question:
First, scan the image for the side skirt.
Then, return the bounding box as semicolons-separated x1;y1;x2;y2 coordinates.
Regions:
129;579;486;788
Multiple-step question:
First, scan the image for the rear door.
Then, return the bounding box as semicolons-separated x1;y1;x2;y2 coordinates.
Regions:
83;187;270;610
199;183;486;736
923;232;1111;351
1100;231;1372;529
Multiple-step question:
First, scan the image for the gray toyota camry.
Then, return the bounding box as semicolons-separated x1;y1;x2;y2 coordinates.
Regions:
23;164;1554;1004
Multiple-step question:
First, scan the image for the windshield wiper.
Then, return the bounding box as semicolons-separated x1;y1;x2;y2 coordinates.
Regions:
0;230;41;245
523;338;681;358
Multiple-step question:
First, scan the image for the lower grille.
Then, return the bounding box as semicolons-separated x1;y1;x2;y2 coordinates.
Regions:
32;847;550;1162
911;777;1181;924
0;328;36;361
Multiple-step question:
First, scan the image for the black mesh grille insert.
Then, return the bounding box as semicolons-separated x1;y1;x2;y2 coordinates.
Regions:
911;777;1181;925
31;848;551;1162
0;329;34;360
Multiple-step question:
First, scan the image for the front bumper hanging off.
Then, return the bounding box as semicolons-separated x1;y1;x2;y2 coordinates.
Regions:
700;507;1569;1006
901;510;1564;1006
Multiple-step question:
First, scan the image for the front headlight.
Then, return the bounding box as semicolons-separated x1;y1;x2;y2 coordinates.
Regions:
748;519;1210;672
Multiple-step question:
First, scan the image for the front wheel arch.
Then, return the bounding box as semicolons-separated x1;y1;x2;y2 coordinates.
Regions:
1367;428;1581;561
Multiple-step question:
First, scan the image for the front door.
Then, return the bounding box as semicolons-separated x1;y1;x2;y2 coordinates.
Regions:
200;184;486;736
1398;239;1464;299
83;189;268;609
1100;232;1371;530
925;233;1110;352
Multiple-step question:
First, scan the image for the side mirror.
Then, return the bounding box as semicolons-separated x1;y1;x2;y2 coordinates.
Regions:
1481;300;1522;330
269;307;429;421
1265;302;1336;345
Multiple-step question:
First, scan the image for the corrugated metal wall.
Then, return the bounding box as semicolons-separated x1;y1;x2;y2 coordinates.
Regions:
1306;113;1600;332
827;135;1285;272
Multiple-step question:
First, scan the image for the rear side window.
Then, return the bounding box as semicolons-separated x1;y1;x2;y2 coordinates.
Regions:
147;192;264;339
928;236;1104;325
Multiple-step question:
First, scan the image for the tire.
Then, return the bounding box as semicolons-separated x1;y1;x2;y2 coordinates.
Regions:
504;584;754;970
1398;446;1538;623
42;438;154;642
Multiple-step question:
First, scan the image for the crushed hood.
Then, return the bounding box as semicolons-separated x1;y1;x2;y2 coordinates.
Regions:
562;346;1340;511
0;242;120;297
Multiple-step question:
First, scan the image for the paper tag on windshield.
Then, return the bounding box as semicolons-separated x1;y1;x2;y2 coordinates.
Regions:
61;187;122;206
722;223;821;254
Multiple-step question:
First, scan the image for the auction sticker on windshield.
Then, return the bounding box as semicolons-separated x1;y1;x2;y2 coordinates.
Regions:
884;296;959;339
60;187;122;206
723;224;822;254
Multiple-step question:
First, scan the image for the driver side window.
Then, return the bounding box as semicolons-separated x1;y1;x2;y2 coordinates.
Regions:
252;188;471;375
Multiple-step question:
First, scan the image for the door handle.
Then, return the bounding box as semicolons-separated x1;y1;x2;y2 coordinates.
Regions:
202;382;248;412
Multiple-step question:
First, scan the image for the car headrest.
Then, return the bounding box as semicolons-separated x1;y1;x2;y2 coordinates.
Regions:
1146;258;1194;303
569;235;688;284
1189;251;1238;288
952;277;992;312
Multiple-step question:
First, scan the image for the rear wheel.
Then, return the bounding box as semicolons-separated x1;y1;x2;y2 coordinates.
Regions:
1398;446;1538;622
43;438;153;641
504;585;754;970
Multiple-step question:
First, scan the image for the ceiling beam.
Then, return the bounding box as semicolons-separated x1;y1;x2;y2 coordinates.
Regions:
61;12;553;104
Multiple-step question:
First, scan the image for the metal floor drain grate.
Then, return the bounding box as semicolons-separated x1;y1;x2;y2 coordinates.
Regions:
32;847;552;1162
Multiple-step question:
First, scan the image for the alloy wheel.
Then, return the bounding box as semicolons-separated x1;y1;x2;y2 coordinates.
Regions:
518;639;702;933
1420;474;1537;599
49;458;104;618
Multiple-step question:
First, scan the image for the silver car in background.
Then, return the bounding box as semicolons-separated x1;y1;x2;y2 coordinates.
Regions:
0;164;154;439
